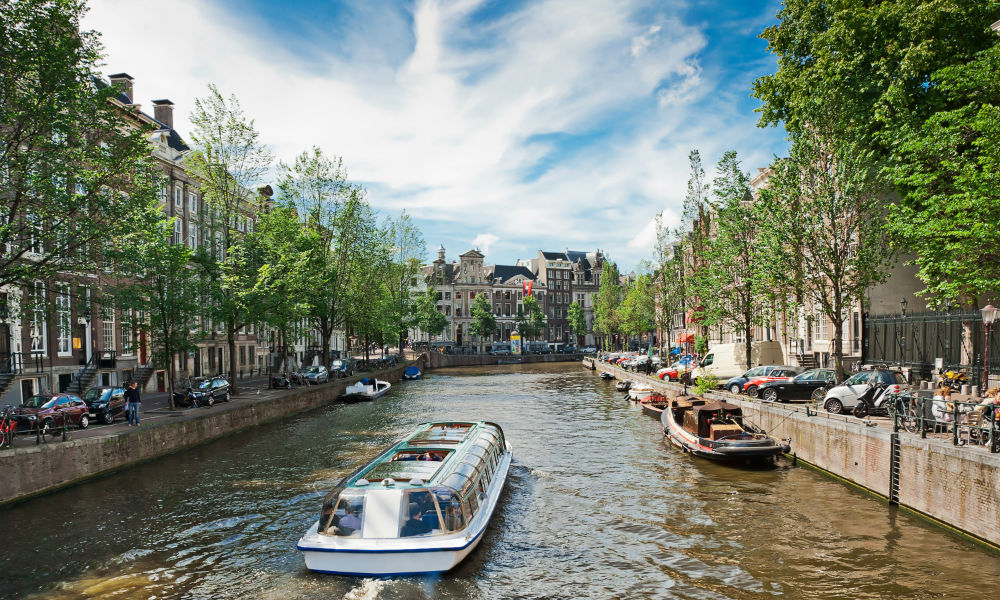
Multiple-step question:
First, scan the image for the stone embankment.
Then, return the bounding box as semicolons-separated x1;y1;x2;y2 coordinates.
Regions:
0;360;422;507
586;357;1000;550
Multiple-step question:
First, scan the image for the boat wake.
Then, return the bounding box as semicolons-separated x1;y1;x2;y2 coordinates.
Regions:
343;578;387;600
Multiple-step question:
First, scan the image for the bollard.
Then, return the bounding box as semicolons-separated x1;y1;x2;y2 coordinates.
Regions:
961;384;970;395
971;386;979;398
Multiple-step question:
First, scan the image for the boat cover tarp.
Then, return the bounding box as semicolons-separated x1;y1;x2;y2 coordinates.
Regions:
404;366;420;376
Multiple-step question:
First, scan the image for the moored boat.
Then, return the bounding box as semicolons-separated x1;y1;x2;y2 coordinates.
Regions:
599;371;615;381
660;396;789;463
639;394;670;418
402;366;422;380
626;383;655;401
341;378;391;401
615;380;632;392
297;421;513;576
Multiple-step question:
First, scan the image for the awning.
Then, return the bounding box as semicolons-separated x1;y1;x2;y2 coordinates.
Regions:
675;334;694;344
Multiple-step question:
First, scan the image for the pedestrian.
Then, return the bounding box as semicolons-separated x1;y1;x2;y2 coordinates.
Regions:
125;380;141;426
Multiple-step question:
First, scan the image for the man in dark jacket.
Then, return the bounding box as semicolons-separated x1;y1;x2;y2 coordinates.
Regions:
124;380;141;426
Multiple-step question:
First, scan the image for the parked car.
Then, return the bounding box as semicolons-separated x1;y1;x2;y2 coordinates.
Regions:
725;365;786;395
823;369;907;414
657;357;695;381
303;365;329;384
189;377;231;407
580;346;597;355
81;386;126;424
330;359;355;378
490;342;513;356
14;393;90;434
757;369;837;403
742;367;803;396
563;345;577;354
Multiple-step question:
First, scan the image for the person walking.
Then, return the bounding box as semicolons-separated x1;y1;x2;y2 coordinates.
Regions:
124;380;142;427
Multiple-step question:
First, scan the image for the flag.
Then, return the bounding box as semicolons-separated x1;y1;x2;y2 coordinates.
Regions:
523;280;533;296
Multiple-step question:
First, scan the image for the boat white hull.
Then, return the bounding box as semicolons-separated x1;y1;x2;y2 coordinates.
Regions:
300;534;484;576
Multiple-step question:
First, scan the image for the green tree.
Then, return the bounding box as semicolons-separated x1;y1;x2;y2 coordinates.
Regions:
186;85;272;392
593;261;622;350
619;274;655;349
515;295;545;341
689;151;768;369
115;226;204;409
567;301;587;345
888;44;1000;306
758;131;895;379
414;284;448;338
383;212;425;350
468;292;497;352
0;0;162;290
753;0;999;159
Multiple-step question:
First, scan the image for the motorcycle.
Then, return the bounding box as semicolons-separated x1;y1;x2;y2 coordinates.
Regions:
172;388;199;408
270;373;293;389
939;369;970;392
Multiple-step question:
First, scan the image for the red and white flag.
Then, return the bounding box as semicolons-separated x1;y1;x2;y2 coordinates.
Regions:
522;280;534;296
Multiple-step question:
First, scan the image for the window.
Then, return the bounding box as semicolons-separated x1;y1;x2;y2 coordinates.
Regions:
26;212;43;255
189;192;197;213
102;306;115;351
120;311;133;356
56;285;72;356
188;224;197;249
173;218;182;244
174;185;182;207
239;345;246;365
30;282;47;355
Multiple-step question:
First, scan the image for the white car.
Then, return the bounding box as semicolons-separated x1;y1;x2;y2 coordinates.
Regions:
822;369;907;414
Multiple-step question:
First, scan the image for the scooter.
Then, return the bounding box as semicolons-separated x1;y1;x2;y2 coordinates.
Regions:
270;373;293;389
852;381;897;418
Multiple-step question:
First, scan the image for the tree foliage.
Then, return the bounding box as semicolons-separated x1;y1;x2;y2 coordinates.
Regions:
514;295;545;340
618;274;655;345
593;261;622;349
0;0;162;290
468;292;496;349
567;301;587;343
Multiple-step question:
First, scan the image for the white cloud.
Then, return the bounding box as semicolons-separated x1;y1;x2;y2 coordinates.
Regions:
83;0;786;271
471;233;499;254
627;209;681;250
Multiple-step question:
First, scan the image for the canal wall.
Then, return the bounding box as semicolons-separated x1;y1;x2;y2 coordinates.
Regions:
593;360;1000;549
0;360;422;507
427;352;582;369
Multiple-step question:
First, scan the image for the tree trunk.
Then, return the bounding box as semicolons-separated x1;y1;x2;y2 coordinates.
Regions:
744;324;752;369
227;320;238;394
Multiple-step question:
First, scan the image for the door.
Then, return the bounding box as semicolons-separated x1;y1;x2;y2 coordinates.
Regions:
139;330;147;364
193;349;201;377
217;348;223;375
156;371;165;393
20;378;34;403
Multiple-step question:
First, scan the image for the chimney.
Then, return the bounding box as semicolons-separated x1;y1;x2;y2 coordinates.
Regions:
152;99;174;128
108;72;134;103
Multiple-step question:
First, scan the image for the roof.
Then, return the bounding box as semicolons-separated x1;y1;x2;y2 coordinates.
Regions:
489;265;536;284
541;251;568;261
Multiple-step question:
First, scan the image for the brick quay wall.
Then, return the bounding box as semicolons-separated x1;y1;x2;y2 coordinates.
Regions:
585;358;1000;550
0;360;421;507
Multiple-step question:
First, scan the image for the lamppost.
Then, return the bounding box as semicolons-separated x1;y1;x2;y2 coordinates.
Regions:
982;304;996;393
899;298;908;365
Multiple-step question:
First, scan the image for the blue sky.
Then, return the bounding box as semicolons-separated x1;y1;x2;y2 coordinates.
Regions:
85;0;788;271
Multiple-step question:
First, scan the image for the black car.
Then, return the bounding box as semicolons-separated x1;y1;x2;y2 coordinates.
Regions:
757;368;837;403
188;377;231;407
82;386;127;424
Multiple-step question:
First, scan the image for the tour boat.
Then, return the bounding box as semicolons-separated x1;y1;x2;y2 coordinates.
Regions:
402;366;422;381
660;396;789;463
298;421;513;576
341;378;391;402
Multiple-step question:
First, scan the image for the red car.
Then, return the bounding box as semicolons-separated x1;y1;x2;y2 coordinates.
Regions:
742;367;802;396
14;393;91;436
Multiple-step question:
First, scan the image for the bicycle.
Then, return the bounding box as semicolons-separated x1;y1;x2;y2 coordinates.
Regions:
888;391;922;434
0;405;16;448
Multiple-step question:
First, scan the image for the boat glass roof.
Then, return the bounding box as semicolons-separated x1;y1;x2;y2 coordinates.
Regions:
361;461;441;483
406;423;474;445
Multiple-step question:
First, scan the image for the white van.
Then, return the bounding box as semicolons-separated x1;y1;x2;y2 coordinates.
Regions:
690;342;785;385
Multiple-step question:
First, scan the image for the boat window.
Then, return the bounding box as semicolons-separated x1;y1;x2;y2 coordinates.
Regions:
319;490;365;537
442;472;469;492
465;489;479;518
364;460;440;482
400;489;440;537
432;487;465;532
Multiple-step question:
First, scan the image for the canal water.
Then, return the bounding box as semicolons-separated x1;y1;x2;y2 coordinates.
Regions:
3;363;998;599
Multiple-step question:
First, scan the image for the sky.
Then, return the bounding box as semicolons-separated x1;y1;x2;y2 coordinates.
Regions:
84;0;789;272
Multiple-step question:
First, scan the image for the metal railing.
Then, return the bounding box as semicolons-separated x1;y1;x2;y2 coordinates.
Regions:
888;390;999;453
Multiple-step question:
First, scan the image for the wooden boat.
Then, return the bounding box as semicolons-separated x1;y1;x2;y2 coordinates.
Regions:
341;378;391;401
640;394;670;418
297;421;513;576
659;396;789;462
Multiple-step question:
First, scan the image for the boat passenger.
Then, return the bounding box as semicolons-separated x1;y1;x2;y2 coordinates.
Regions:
339;506;361;532
422;452;434;461
401;503;431;537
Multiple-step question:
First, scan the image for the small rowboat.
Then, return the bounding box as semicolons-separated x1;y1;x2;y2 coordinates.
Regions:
341;378;391;402
599;372;615;381
660;395;789;463
639;394;670;418
402;366;422;380
626;383;655;401
615;380;632;392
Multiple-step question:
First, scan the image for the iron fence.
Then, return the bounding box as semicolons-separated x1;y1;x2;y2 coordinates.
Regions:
864;311;1000;388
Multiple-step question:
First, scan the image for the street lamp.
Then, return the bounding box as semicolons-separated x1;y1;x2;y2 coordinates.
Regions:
900;297;908;317
982;304;996;393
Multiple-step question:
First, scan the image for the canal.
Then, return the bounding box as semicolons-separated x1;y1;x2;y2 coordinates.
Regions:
3;363;998;599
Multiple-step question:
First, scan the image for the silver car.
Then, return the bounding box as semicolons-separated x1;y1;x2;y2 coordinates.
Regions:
303;366;330;384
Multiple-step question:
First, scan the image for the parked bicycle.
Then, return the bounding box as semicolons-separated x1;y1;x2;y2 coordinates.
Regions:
0;405;16;448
